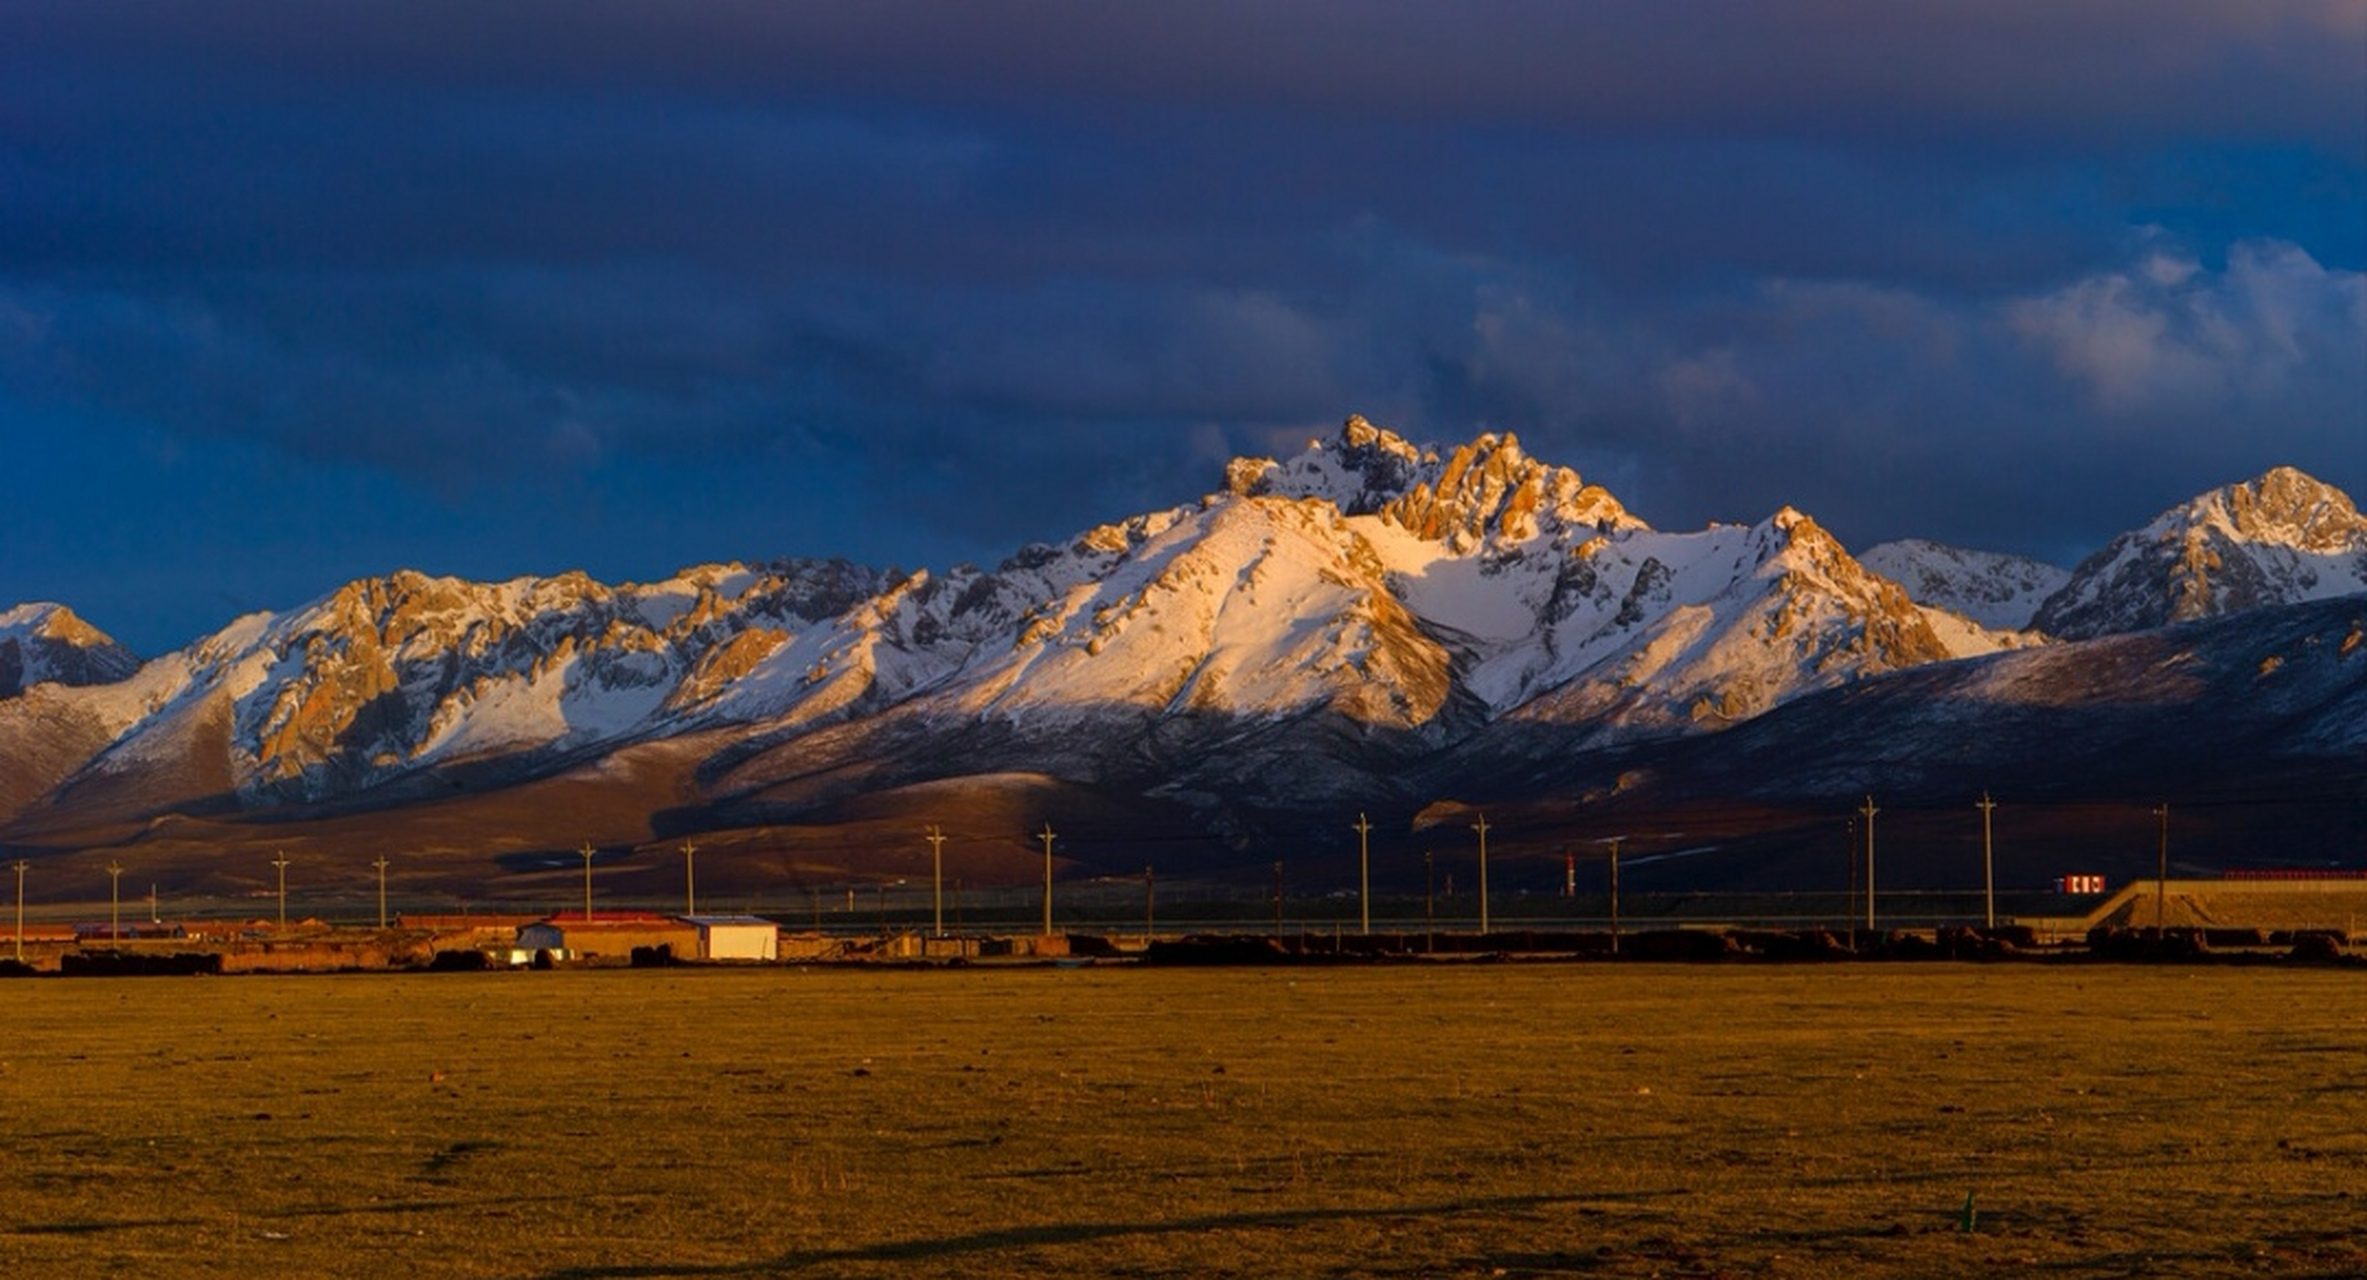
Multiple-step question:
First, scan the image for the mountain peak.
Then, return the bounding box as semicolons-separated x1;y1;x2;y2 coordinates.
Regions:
1227;414;1434;514
2032;467;2367;639
1858;539;2071;631
2193;466;2362;553
0;602;142;697
1339;413;1424;464
1229;416;1640;549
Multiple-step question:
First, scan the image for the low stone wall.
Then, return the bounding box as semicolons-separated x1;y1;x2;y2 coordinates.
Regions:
2090;881;2367;932
216;934;438;973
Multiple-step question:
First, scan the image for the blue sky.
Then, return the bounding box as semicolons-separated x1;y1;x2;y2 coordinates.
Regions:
3;1;2362;654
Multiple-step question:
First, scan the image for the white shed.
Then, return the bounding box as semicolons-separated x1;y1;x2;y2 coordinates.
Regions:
685;915;780;961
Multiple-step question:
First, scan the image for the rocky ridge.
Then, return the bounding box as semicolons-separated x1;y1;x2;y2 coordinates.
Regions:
2033;466;2367;640
1;423;2359;846
1858;540;2072;631
0;603;142;699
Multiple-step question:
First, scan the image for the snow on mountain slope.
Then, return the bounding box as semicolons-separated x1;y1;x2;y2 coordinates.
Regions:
705;423;1631;745
2032;467;2367;639
115;420;2022;812
1859;539;2070;631
699;420;1998;817
43;561;886;811
1619;592;2367;808
700;491;1457;742
13;416;2304;834
1476;506;1985;741
0;603;141;697
962;494;1453;727
1233;415;1642;543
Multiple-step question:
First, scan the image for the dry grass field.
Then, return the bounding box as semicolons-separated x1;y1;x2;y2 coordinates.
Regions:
1;963;2361;1278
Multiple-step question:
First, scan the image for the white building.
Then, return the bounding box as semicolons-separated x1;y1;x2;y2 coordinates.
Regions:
685;915;780;961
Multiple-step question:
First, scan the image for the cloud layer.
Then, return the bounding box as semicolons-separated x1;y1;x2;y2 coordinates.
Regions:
0;2;2360;651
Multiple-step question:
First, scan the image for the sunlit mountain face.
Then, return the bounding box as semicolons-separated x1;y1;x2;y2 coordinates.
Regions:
3;420;2362;896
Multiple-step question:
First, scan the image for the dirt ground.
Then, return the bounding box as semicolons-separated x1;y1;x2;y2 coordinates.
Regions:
0;963;2361;1277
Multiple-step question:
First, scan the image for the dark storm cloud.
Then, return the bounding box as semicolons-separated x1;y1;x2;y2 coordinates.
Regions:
0;2;2360;652
10;1;2360;146
1432;236;2367;555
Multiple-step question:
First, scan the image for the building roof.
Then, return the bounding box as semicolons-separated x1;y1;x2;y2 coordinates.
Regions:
683;915;779;928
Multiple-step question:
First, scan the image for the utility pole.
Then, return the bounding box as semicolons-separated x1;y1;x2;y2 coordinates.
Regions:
1471;814;1491;936
1844;816;1859;948
1422;850;1435;953
1604;837;1623;957
106;861;123;941
1143;864;1155;943
679;841;698;918
9;856;25;955
925;826;946;937
372;856;390;930
1352;812;1372;935
1038;824;1056;936
579;842;597;922
272;851;292;931
1271;860;1284;939
1976;792;1998;930
1858;796;1879;938
2154;803;2169;931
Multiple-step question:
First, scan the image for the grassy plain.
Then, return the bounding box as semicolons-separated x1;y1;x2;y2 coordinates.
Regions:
0;963;2361;1278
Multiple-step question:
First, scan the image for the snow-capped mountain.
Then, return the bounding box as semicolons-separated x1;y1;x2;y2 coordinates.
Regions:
1858;539;2071;631
2;419;2012;831
2;421;2360;888
2032;467;2367;640
40;560;888;809
1238;419;2012;720
1442;592;2367;892
1608;593;2367;817
696;424;2018;819
0;603;140;698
